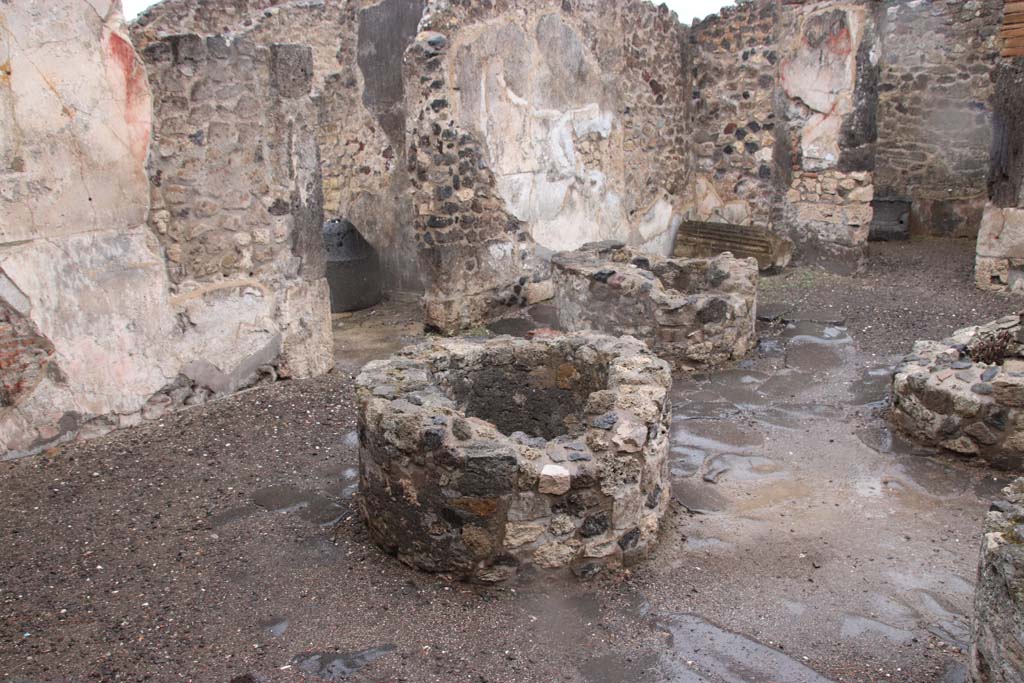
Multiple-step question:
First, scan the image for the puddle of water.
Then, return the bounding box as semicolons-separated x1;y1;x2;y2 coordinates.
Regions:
785;343;846;373
778;323;852;373
253;485;313;513
672;420;763;454
670;446;707;479
324;467;360;501
252;485;346;526
781;321;851;342
754;369;815;401
209;505;257;528
657;614;834;683
341;430;359;450
291;645;396;680
855;425;932;457
756;337;785;356
701;370;769;405
260;617;289;638
839;614;914;644
672;479;728;514
703;454;784;484
849;366;894;407
899;591;971;650
672;401;742;421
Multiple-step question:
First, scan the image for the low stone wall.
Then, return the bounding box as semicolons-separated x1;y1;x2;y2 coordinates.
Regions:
891;315;1024;468
355;334;672;582
970;478;1024;683
551;243;757;370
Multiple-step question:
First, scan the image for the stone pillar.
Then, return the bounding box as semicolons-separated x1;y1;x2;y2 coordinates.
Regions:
776;0;879;274
976;58;1024;292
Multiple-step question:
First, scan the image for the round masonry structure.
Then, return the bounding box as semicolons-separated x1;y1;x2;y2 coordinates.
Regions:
354;333;672;582
551;242;758;370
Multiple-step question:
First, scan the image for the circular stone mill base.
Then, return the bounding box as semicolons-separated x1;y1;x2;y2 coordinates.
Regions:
355;334;672;582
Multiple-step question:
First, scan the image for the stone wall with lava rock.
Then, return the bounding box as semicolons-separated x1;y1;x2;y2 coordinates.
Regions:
690;1;781;229
0;1;332;459
875;0;1003;239
688;0;879;273
407;0;694;332
0;0;1011;456
971;478;1024;683
688;0;1004;271
131;0;428;294
776;0;879;273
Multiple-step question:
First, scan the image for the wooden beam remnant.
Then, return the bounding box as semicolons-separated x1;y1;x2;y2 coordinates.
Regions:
673;221;793;271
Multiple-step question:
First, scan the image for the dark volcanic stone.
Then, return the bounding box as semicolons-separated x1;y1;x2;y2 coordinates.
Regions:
972;383;995;396
580;512;610;538
618;527;641;550
590;412;618;430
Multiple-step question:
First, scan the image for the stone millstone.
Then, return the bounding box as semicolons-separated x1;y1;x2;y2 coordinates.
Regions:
355;333;672;582
551;242;758;371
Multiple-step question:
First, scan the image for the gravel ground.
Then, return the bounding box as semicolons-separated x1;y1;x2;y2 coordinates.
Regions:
760;238;1020;355
0;238;1016;683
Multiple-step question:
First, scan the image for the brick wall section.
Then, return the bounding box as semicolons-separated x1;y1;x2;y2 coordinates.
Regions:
775;0;878;272
687;0;1002;268
405;27;538;332
876;0;1003;238
0;298;54;409
690;1;780;227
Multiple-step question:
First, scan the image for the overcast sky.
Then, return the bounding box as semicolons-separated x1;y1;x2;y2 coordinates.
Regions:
122;0;734;23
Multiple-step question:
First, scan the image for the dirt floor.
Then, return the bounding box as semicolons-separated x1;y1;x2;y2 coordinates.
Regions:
2;238;1022;683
